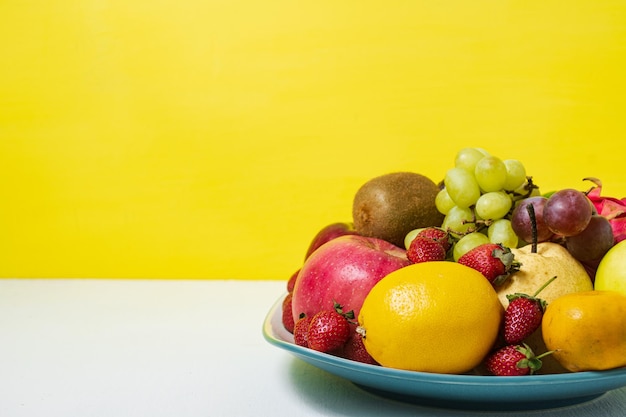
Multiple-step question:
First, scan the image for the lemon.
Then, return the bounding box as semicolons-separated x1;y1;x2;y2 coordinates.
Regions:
357;261;503;374
542;290;626;372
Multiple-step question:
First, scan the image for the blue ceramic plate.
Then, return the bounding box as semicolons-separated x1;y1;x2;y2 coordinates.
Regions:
263;293;626;411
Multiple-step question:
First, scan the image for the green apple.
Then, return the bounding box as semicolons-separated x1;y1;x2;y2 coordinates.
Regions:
595;240;626;296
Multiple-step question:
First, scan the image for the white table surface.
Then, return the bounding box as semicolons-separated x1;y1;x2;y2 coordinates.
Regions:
1;279;625;417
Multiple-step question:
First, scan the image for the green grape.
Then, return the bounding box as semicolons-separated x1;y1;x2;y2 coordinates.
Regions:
474;155;507;192
404;228;424;250
503;159;527;191
453;232;490;261
487;219;519;248
435;188;455;215
475;191;512;220
444;167;481;208
442;205;476;236
454;147;487;172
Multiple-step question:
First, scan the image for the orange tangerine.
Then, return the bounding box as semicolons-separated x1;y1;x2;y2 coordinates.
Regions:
542;290;626;372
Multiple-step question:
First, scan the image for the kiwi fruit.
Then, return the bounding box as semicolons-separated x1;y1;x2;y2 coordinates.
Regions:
352;172;444;248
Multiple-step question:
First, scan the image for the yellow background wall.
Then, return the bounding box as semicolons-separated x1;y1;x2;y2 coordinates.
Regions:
1;1;625;279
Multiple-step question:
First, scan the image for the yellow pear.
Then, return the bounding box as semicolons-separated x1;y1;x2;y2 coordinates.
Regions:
496;242;594;374
496;242;593;309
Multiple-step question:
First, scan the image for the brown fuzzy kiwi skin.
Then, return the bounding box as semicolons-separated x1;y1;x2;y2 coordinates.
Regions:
352;172;444;248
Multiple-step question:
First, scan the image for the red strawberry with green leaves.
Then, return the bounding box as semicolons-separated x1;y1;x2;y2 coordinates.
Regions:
306;303;353;353
485;344;552;376
417;227;451;252
457;243;520;286
293;314;311;347
407;236;447;264
504;276;556;344
342;330;378;365
282;293;296;333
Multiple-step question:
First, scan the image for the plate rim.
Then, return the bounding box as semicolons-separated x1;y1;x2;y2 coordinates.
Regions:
262;292;626;408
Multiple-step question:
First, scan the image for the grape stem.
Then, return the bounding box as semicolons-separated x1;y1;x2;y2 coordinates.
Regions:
526;203;538;254
511;176;539;201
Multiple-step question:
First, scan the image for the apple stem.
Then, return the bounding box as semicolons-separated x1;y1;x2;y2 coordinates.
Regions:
526;203;538;254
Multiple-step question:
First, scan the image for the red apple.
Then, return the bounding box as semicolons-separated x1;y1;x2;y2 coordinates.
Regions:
304;222;359;260
292;235;411;323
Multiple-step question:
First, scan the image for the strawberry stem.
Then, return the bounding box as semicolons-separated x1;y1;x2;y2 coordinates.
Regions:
535;349;557;360
516;343;554;375
532;276;557;298
333;300;355;321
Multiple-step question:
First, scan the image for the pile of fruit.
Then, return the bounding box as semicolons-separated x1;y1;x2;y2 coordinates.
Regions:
281;147;626;376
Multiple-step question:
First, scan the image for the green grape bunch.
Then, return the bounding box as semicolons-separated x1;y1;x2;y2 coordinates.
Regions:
435;147;540;259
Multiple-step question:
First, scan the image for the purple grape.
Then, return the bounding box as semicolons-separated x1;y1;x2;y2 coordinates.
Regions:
565;215;614;262
510;196;553;243
543;189;592;237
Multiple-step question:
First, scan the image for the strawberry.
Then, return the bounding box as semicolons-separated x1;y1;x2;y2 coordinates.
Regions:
287;269;300;293
281;293;295;333
293;314;311;347
342;331;378;365
307;304;353;353
417;227;451;252
407;236;447;264
485;344;549;376
504;296;544;344
504;276;556;344
457;243;520;286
